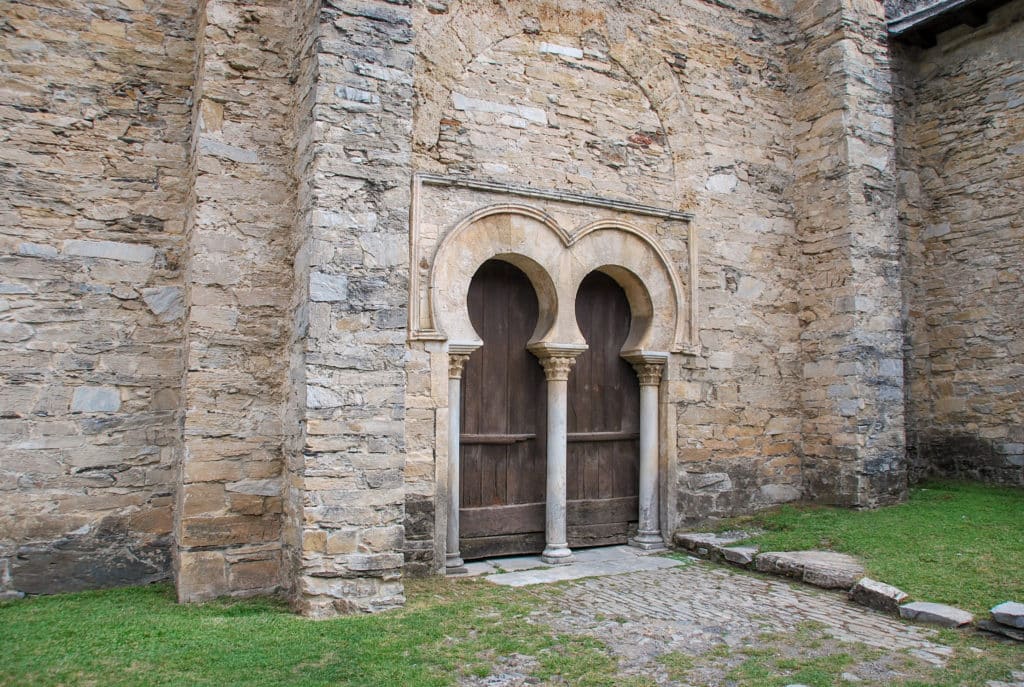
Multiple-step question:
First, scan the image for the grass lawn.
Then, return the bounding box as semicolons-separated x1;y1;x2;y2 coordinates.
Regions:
0;577;626;687
725;480;1024;614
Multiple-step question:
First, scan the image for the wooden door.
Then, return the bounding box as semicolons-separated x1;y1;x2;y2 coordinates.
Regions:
459;260;547;559
567;271;640;546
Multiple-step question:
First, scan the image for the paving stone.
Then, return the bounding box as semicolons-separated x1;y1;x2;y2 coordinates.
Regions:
486;548;680;587
755;551;865;589
850;577;909;614
991;601;1024;628
899;601;974;628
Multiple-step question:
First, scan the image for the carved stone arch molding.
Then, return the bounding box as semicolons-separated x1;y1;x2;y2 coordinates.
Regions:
410;175;698;356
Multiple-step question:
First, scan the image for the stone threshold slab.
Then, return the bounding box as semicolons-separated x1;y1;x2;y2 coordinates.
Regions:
478;546;682;587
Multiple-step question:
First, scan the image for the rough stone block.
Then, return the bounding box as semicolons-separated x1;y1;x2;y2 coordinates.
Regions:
755;551;864;590
720;545;758;566
977;619;1024;642
309;271;349;302
991;601;1024;628
177;551;228;602
64;239;156;263
849;577;908;614
673;531;752;555
70;387;121;413
899;601;974;628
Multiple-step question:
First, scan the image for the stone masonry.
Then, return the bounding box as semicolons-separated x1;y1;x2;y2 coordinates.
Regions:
896;0;1024;486
1;0;1021;613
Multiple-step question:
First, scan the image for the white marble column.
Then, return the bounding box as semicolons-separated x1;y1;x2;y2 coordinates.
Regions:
536;352;583;565
445;351;471;574
626;354;668;550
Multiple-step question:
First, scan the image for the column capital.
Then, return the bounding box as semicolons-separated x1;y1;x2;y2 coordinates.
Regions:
631;362;664;387
527;341;587;381
448;353;471;380
539;355;577;381
623;351;668;386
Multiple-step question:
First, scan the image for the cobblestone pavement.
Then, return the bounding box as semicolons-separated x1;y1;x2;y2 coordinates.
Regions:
463;557;970;686
542;562;951;665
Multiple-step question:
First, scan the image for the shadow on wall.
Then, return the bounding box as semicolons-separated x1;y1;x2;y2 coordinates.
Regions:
910;433;1024;486
6;515;171;596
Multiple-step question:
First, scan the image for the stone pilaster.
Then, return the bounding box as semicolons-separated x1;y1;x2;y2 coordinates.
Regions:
288;0;415;617
790;0;907;506
175;0;302;602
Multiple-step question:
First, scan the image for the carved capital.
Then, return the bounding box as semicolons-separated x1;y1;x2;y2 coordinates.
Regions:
448;353;471;379
632;362;664;386
539;355;577;381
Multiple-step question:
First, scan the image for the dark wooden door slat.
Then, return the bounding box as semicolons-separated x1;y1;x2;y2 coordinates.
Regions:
567;431;640;442
460;433;537;445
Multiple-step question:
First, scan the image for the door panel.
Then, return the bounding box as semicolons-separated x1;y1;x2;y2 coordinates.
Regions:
460;260;547;559
567;271;640;547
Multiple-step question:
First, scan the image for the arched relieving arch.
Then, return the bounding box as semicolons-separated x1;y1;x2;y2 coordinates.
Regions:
412;2;707;209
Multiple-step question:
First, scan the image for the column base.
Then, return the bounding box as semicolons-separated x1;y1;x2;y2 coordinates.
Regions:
541;546;575;566
445;553;467;575
628;533;666;551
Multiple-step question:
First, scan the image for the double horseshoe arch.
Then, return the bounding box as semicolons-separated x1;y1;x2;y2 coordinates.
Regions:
430;204;686;355
434;205;684;571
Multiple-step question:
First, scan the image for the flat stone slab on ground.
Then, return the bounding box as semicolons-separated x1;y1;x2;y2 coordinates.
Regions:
755;550;865;589
849;577;909;614
485;546;680;587
674;531;753;553
991;601;1024;628
899;601;974;627
978;619;1024;642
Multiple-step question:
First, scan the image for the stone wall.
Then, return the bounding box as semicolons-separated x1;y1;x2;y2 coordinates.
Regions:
0;0;196;597
896;0;1024;486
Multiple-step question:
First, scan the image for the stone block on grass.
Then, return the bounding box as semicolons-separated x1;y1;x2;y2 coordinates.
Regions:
755;550;864;589
898;601;973;627
849;577;909;614
991;601;1024;628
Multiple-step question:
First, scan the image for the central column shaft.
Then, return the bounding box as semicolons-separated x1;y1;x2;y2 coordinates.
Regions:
538;354;579;565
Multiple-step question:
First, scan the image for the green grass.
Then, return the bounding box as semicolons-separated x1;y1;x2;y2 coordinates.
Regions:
723;480;1024;614
0;577;622;687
